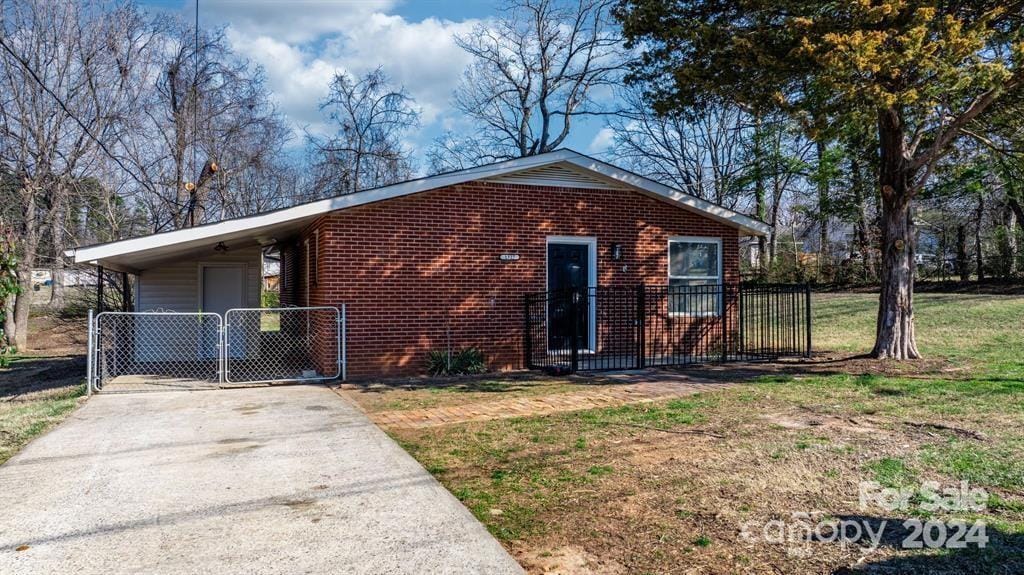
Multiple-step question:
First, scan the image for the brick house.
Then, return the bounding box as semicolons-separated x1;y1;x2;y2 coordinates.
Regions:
71;150;770;381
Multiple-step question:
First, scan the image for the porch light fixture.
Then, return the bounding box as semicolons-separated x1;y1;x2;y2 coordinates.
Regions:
611;243;623;261
214;241;229;253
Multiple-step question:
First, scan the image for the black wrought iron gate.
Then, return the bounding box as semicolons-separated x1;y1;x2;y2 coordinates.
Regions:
524;283;811;373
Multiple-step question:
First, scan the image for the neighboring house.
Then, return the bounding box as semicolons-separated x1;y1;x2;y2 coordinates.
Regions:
262;255;281;291
69;149;769;379
31;269;98;288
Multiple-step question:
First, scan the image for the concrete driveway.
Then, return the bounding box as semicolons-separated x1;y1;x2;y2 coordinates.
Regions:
0;385;523;574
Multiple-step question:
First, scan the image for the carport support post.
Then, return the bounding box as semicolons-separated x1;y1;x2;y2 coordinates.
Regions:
121;272;131;312
96;265;104;313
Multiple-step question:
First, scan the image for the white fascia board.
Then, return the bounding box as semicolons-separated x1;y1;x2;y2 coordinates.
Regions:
71;151;581;264
564;155;772;236
70;148;769;265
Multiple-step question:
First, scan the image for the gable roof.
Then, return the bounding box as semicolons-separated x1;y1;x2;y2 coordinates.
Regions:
69;149;770;271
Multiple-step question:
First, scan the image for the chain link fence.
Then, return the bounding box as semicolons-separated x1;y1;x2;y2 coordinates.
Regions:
94;312;223;392
224;307;342;384
87;306;345;392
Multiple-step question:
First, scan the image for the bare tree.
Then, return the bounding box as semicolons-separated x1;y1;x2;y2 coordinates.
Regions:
0;0;154;346
429;0;623;170
118;23;288;231
607;89;748;206
309;68;418;197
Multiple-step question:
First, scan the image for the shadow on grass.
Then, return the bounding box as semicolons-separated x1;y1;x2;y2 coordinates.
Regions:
671;353;961;383
0;355;85;400
826;514;1024;574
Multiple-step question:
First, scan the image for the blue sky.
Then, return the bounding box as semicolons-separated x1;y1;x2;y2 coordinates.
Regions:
137;0;613;172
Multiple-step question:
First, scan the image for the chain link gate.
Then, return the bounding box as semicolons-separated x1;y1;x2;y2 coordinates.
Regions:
87;306;346;392
223;307;343;384
92;311;223;392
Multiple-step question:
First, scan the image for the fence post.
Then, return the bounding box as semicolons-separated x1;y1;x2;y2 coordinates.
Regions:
738;284;745;358
636;285;646;369
86;309;94;396
523;295;533;370
338;305;346;381
721;285;730;363
219;315;226;384
570;289;580;373
804;284;813;357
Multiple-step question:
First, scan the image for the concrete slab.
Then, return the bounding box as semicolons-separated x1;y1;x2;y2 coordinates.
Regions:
0;385;523;574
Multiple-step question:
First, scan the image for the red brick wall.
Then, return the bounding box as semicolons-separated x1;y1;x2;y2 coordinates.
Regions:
296;181;741;378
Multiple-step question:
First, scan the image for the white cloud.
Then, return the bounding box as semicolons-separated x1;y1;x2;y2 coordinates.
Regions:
200;0;397;44
323;15;477;124
588;127;616;153
224;31;340;135
202;2;478;149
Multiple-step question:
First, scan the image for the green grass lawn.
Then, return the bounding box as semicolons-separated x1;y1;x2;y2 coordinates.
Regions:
0;314;89;465
814;293;1024;378
0;382;85;464
377;292;1024;574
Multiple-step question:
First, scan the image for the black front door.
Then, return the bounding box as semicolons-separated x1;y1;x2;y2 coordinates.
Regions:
547;243;590;350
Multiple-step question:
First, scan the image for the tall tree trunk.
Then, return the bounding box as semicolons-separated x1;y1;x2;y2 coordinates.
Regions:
3;297;15;348
815;138;830;280
871;109;920;360
769;181;782;266
754;181;768;273
1006;208;1017;276
10;180;41;351
850;156;874;281
975;195;985;281
48;179;68;308
752;114;769;273
938;227;948;281
956;225;969;281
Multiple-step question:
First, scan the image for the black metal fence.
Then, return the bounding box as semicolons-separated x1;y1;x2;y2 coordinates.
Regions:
524;283;811;373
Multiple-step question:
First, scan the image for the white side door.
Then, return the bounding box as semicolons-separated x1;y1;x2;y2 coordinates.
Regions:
202;265;245;358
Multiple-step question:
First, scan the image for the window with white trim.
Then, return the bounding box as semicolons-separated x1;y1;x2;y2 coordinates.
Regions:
668;238;721;315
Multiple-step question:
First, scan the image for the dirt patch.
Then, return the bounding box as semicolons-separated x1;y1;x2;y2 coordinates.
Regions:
761;411;881;434
22;314;88;356
1;313;88;403
517;545;625;575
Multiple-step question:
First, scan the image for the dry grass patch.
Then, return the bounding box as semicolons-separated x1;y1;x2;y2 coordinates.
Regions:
341;373;593;414
391;376;1024;574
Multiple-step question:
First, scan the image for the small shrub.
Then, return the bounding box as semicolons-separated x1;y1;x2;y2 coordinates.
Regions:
426;347;488;376
261;290;280;308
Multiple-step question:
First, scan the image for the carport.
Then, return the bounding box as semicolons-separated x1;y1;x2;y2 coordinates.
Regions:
67;208;347;392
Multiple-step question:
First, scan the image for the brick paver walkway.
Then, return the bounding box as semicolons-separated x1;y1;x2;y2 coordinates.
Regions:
364;373;735;429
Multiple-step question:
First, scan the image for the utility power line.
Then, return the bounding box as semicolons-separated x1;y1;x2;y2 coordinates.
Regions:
0;33;153;194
